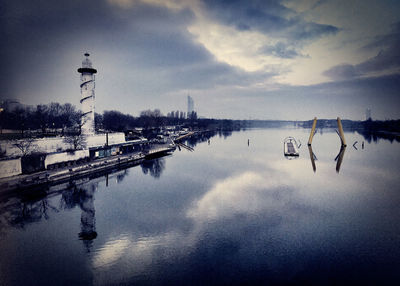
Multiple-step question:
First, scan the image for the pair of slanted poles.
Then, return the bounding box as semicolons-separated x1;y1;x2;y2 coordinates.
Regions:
307;117;347;173
307;117;347;147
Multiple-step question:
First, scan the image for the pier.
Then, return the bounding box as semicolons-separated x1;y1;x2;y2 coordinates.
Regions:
144;145;175;157
174;131;195;142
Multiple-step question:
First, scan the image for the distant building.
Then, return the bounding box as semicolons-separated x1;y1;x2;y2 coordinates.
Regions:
187;95;194;119
366;108;371;121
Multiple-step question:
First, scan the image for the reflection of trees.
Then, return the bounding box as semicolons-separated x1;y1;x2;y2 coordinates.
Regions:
9;198;58;227
358;130;378;144
0;187;59;234
358;120;400;144
218;129;233;139
105;169;129;186
0;179;103;254
0;180;100;252
116;169;128;184
141;158;165;179
357;129;400;144
185;131;218;148
61;182;98;252
186;136;199;148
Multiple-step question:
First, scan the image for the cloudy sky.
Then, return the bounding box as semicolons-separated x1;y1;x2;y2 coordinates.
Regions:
1;0;400;120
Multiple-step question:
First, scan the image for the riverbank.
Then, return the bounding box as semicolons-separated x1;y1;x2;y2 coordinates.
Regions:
0;144;175;196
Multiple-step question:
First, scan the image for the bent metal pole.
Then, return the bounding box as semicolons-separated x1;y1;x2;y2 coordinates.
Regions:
307;117;317;146
337;117;347;146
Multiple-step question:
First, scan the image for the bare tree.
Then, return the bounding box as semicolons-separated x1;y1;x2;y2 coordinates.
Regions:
13;138;37;156
63;115;87;150
139;109;164;128
63;135;81;151
63;134;86;151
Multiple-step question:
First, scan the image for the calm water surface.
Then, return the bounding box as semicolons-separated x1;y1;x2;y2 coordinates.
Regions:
0;128;399;285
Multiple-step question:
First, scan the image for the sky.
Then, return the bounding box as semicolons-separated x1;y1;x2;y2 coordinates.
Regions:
1;0;400;120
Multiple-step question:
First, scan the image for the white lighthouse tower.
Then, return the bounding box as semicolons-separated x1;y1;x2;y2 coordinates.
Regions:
78;53;97;136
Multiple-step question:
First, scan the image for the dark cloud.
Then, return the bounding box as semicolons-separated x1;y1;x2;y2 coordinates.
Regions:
310;0;330;10
287;19;338;40
214;73;400;120
0;0;273;108
357;21;400;74
0;0;398;120
312;73;400;96
201;0;339;41
324;21;400;81
361;21;400;51
298;73;400;119
323;64;360;81
259;42;302;59
0;0;127;100
164;62;274;90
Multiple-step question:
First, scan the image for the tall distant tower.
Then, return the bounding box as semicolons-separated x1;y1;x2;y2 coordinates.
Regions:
78;53;97;135
366;108;372;121
187;95;194;118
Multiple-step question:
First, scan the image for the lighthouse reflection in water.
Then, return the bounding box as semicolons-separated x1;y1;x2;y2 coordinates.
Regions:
0;128;399;286
61;181;98;252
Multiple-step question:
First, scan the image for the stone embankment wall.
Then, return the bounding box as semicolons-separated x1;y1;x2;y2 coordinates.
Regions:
0;133;126;157
0;158;22;178
0;133;126;178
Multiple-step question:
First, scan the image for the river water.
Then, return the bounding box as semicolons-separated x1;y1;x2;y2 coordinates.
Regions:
0;128;399;285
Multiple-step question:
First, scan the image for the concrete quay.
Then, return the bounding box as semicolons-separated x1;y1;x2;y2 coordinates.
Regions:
0;144;175;196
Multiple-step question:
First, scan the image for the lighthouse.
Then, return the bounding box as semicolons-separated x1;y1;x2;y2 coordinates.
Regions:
78;53;97;136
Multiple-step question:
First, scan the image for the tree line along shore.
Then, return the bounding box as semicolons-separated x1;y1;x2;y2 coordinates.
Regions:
1;101;399;141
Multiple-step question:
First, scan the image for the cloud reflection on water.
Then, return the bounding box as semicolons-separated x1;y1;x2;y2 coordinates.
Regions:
188;172;285;222
91;165;325;285
92;235;131;268
89;129;400;285
92;232;183;285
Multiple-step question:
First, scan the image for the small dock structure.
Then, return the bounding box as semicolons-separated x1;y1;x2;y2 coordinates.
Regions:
144;145;175;158
174;132;195;142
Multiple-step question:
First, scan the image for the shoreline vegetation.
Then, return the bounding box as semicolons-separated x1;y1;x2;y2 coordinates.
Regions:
0;101;399;141
0;101;399;193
